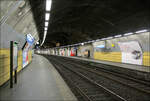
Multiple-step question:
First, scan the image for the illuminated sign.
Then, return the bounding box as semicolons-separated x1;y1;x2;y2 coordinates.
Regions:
26;34;34;45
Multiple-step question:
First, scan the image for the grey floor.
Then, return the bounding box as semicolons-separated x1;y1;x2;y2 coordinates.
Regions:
0;54;77;101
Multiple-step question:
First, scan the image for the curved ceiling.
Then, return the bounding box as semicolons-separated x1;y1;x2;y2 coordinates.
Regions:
29;0;150;47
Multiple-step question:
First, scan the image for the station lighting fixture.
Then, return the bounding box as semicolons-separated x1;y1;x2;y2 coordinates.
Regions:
45;13;50;21
114;34;122;38
95;39;100;42
46;0;52;11
81;43;84;46
124;32;133;36
106;37;113;39
45;22;49;27
87;40;93;43
101;38;107;40
51;29;150;49
45;27;48;30
36;41;39;44
135;29;148;33
41;0;52;46
41;31;47;46
91;40;95;43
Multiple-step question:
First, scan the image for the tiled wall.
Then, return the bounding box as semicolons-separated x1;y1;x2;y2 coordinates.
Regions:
94;51;150;66
94;52;122;63
0;49;32;86
143;52;150;66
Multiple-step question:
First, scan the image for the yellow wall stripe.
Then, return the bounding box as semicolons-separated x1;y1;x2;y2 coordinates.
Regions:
0;49;32;86
94;52;122;63
94;52;150;67
143;52;150;66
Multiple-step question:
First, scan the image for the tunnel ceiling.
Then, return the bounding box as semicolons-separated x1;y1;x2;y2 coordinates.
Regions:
29;0;150;47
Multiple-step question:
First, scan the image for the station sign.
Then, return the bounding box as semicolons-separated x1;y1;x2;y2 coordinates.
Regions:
26;34;34;45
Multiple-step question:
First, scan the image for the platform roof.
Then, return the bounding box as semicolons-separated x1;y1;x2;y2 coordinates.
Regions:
29;0;150;47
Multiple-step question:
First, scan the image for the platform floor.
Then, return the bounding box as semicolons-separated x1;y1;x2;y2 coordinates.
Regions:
0;54;77;101
58;55;150;73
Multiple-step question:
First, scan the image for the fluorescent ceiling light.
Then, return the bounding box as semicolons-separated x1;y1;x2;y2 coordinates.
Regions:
41;31;47;46
45;13;50;21
45;27;48;30
106;37;113;39
45;22;48;26
96;39;101;41
81;43;84;45
36;41;39;44
135;29;148;33
114;35;122;38
46;0;52;11
124;32;133;36
88;41;92;43
101;38;106;40
91;40;95;42
101;37;112;40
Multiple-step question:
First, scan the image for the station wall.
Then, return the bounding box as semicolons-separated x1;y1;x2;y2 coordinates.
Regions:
77;44;94;58
0;0;38;86
0;49;32;86
46;32;149;67
93;32;150;66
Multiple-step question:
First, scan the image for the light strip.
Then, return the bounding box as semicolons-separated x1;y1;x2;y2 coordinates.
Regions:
106;37;113;39
114;34;122;38
45;27;48;30
46;0;52;11
135;29;148;33
45;22;48;27
124;32;133;36
101;38;107;40
41;30;47;46
45;13;50;21
81;43;84;45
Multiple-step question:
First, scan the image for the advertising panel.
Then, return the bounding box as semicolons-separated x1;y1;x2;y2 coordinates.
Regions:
70;47;77;56
93;41;105;52
22;34;34;68
118;41;143;65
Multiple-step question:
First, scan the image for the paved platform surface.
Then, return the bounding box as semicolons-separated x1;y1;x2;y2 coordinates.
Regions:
0;54;77;101
56;55;150;73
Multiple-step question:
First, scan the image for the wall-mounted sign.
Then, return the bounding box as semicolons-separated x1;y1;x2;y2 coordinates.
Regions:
26;34;34;45
13;42;18;70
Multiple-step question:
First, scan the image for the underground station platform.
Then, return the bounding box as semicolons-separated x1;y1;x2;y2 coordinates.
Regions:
0;54;77;101
1;54;150;101
0;0;150;101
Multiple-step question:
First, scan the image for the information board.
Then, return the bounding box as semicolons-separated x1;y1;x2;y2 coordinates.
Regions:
13;42;18;70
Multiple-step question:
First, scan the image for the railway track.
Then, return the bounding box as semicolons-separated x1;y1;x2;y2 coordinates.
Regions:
44;55;150;101
50;59;123;101
61;57;150;85
60;58;150;93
